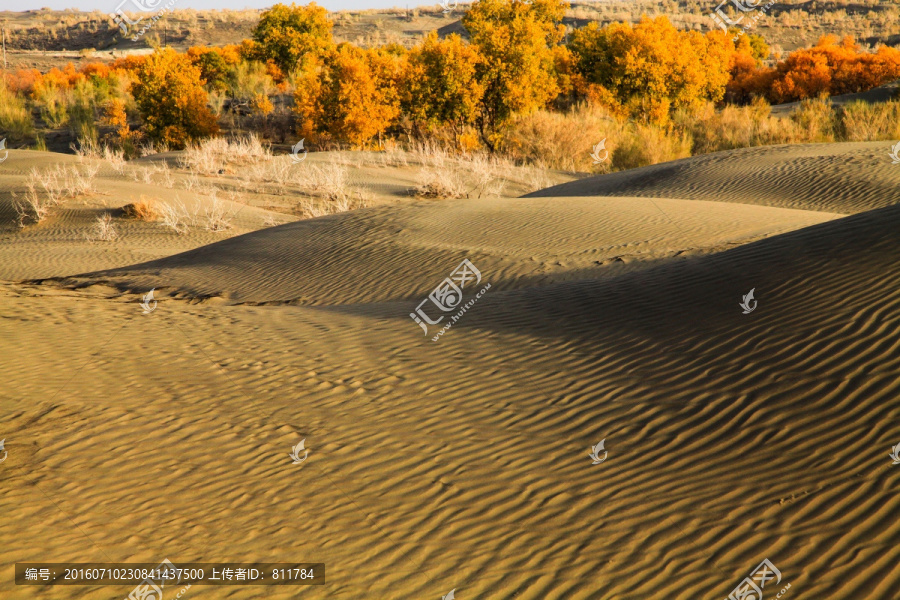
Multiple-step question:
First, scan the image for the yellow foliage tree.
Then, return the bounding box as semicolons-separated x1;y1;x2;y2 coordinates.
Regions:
463;0;568;150
570;16;735;123
251;2;335;73
130;48;219;148
294;44;403;147
401;32;484;141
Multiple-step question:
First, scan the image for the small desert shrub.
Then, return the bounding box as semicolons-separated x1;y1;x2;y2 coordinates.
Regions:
414;151;508;198
304;162;352;202
416;168;465;198
85;213;119;242
789;96;837;142
180;134;270;174
611;124;692;171
676;99;799;154
36;84;71;129
12;184;55;227
200;193;237;231
522;165;555;193
158;198;192;234
103;146;127;173
121;196;160;220
0;83;34;140
504;103;623;171
836;100;900;141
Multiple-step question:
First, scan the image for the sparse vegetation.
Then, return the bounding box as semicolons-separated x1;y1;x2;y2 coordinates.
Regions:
122;196;160;221
85;213;119;242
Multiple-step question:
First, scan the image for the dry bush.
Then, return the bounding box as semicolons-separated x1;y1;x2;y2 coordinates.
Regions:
377;142;409;167
10;163;101;227
504;103;623;171
296;189;370;218
677;99;800;155
85;213;119;242
200;193;237;232
27;167;65;205
788;96;837;142
121;196;160;221
131;167;155;184
12;184;55;227
158;197;192;234
414;150;509;198
0;82;34;141
303;163;352;202
180;135;270;174
522;166;556;193
416;168;466;198
610;124;692;171
837;100;900;141
77;145;127;174
67;163;100;196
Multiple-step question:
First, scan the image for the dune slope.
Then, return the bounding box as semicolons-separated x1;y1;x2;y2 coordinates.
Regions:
1;143;899;600
51;195;839;304
527;141;900;214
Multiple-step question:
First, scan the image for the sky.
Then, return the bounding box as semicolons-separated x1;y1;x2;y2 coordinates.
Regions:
7;0;432;11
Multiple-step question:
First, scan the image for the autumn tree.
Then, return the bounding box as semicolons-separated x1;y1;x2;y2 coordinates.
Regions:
251;3;335;73
401;32;483;141
570;16;735;123
187;45;241;92
294;43;403;147
463;0;568;150
729;35;900;104
130;48;219;148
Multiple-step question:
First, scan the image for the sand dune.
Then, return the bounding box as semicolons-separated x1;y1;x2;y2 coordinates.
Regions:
2;143;900;600
528;141;900;214
50;195;838;305
0;150;295;281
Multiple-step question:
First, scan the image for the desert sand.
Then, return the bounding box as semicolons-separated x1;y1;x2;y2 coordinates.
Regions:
2;142;900;599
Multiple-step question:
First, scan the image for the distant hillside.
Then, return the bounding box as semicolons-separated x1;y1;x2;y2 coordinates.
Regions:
3;0;900;71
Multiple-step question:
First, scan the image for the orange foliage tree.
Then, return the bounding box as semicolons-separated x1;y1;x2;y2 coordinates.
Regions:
725;33;774;103
463;0;569;150
569;16;736;123
401;32;484;140
130;48;219;148
731;35;900;104
251;2;335;73
294;43;404;147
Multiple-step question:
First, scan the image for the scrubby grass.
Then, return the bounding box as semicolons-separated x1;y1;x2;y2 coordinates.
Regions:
502;98;900;174
0;83;35;141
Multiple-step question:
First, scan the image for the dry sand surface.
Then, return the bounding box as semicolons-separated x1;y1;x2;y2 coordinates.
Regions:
2;142;900;599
